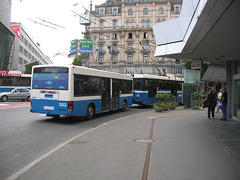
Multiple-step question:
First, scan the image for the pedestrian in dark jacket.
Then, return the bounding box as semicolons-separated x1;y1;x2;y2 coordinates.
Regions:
221;87;228;121
207;89;217;119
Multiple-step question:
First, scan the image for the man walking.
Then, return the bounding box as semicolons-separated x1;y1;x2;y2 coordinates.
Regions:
221;87;228;121
207;88;217;119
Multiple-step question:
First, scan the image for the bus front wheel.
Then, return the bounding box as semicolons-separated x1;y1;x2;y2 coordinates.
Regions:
86;105;94;120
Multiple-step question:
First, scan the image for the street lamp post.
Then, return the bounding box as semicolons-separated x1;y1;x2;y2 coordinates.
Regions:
105;36;113;72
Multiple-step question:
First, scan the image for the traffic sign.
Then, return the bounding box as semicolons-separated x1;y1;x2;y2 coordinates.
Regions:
70;44;77;49
70;48;77;54
79;49;93;53
80;39;93;44
71;39;78;44
79;44;93;49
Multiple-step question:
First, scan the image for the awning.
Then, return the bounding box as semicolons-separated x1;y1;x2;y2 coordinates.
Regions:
201;65;226;82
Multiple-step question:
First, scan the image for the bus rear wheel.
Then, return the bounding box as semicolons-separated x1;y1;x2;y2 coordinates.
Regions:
86;105;94;120
122;100;127;111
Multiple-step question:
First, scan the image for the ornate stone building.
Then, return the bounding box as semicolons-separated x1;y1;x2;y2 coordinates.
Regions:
88;0;183;76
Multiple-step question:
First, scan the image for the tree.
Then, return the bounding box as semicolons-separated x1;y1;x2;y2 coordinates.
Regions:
184;61;191;70
72;54;82;66
24;61;39;74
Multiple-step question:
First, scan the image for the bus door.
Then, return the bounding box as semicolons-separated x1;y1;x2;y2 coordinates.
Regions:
101;78;110;111
171;82;178;97
112;79;119;109
148;80;157;98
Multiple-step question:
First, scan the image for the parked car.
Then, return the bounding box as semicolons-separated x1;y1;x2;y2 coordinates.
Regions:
0;88;31;102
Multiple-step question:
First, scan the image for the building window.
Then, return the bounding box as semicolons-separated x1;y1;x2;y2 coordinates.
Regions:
99;44;104;53
100;10;104;17
176;59;180;64
126;20;130;28
143;42;148;50
28;53;31;59
19;57;23;65
24;49;28;57
24;39;28;47
143;8;148;15
174;68;182;75
144;55;148;64
108;1;112;5
113;33;117;40
113;21;117;29
144;32;148;39
113;44;117;52
128;55;133;63
113;9;117;16
131;20;134;27
142;20;145;27
146;20;150;27
113;55;117;63
100;34;104;40
159;8;164;14
128;33;133;39
100;21;104;29
175;7;180;14
99;55;104;63
128;9;133;15
19;46;23;54
128;43;133;51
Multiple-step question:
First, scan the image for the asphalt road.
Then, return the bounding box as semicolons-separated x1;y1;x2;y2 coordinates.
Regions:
0;101;151;180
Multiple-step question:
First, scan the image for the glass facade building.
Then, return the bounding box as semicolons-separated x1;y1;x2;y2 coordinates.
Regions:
0;22;15;71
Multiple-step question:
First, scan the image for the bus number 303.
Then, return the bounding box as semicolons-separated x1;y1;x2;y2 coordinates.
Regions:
59;103;67;107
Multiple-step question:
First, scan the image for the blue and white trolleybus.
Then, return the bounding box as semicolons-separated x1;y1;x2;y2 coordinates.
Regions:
133;74;183;106
0;71;31;92
30;65;133;119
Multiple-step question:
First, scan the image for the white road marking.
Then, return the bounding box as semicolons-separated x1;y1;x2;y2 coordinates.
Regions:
6;111;149;180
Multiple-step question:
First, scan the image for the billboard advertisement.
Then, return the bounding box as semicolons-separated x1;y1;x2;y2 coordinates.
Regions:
10;25;22;40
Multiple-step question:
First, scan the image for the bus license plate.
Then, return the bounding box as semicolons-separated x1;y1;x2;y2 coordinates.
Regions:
44;106;54;110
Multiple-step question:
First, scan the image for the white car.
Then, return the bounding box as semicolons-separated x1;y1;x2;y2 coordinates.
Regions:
0;88;31;102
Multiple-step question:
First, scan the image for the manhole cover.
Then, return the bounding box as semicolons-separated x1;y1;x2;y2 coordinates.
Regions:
134;138;154;144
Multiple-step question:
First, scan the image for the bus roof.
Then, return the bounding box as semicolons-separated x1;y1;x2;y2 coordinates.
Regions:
133;74;183;82
32;65;133;81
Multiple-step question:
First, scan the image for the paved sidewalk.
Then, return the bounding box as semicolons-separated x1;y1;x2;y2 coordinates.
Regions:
7;108;240;180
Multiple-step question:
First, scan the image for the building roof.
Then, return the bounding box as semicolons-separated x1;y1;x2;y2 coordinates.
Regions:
153;0;240;65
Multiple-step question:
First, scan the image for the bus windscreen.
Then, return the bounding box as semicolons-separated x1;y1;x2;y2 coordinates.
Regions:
32;67;68;90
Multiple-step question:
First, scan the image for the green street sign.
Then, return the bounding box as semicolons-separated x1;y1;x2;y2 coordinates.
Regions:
71;39;78;44
80;39;93;44
70;44;77;49
79;44;93;49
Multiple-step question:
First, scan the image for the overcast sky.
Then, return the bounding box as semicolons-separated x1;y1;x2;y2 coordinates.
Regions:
11;0;105;65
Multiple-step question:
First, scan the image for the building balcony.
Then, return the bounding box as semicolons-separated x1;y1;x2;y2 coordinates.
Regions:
112;50;119;54
125;49;135;54
99;50;106;54
140;49;151;54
